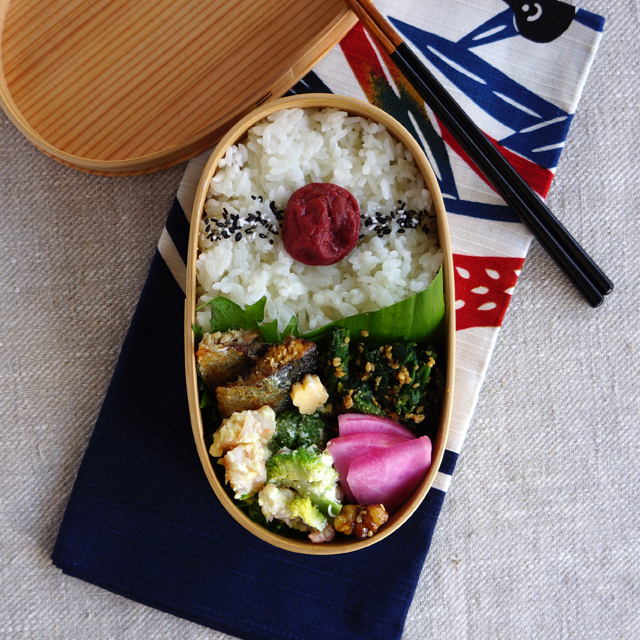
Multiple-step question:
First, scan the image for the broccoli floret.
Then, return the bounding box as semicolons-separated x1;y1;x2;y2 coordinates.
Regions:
258;484;329;532
258;484;311;532
269;411;327;453
266;446;335;493
265;446;342;519
289;496;327;531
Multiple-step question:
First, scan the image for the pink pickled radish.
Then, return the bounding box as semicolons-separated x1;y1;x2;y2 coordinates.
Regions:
347;436;432;513
327;432;411;502
338;413;416;440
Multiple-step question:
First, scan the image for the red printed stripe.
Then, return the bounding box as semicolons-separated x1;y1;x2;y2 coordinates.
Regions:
340;24;385;99
453;254;525;331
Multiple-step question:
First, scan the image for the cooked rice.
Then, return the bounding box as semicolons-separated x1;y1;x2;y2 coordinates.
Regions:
196;107;443;333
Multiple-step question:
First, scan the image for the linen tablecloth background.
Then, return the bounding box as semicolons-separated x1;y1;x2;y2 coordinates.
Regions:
1;0;639;637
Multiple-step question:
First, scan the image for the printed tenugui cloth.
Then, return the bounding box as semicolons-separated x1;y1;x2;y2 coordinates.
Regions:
52;2;604;639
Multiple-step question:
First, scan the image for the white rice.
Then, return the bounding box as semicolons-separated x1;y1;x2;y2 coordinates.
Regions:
196;107;443;333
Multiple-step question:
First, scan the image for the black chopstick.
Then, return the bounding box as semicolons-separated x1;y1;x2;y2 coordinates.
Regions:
343;0;613;307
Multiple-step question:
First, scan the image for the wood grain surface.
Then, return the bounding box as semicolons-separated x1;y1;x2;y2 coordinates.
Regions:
0;0;357;174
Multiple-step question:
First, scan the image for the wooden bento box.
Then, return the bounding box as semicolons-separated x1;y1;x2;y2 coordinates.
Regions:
184;94;455;554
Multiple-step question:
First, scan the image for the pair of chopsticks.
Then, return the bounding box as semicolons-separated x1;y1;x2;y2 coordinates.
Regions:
343;0;613;307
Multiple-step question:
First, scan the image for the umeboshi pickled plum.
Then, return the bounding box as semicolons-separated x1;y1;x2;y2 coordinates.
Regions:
281;183;360;266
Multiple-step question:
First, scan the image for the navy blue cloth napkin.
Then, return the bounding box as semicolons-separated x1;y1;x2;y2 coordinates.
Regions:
52;194;449;640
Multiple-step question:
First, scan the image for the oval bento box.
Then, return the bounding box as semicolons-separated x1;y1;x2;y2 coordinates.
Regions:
184;94;456;554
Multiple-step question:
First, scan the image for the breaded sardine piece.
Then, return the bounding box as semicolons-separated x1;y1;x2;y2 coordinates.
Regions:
216;336;318;417
196;329;267;394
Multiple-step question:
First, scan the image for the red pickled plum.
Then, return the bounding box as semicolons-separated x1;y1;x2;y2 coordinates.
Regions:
282;183;360;265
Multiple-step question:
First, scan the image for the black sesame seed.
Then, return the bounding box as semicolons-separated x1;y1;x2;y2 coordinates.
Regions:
259;233;267;239
269;239;274;245
251;195;256;200
398;228;405;234
383;228;391;235
247;213;255;221
235;232;242;242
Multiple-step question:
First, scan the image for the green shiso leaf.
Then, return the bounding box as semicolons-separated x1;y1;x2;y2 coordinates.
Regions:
261;315;298;342
200;296;301;342
206;296;267;333
259;319;280;343
192;323;203;345
280;315;300;339
303;267;445;347
199;386;215;409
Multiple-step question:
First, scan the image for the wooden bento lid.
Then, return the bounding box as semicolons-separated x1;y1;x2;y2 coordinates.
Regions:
0;0;356;175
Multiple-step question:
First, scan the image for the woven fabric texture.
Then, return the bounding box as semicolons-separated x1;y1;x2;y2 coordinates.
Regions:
1;0;639;638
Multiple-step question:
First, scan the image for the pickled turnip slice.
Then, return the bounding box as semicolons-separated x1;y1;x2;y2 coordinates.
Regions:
347;436;432;513
337;414;416;440
327;432;411;502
